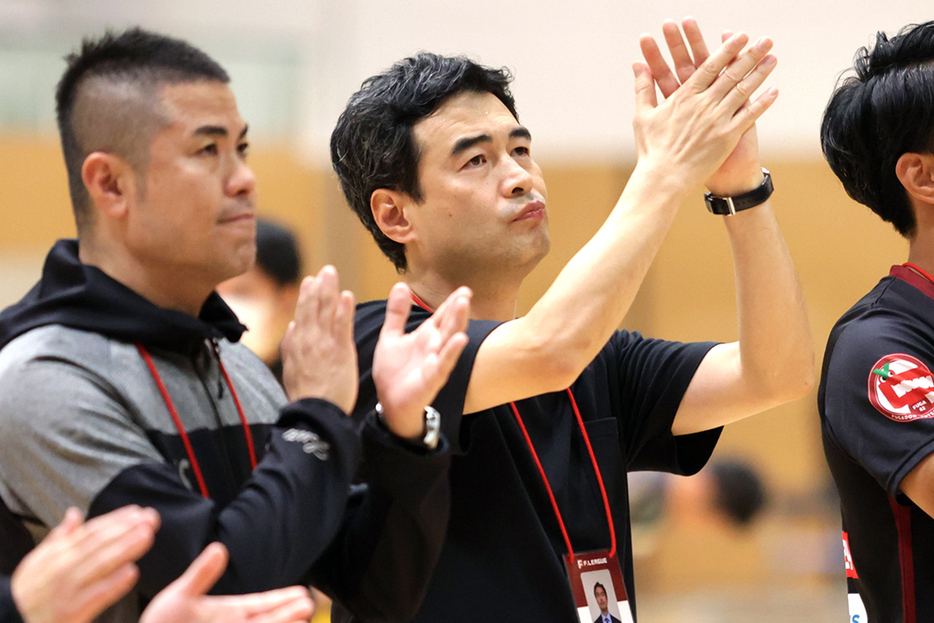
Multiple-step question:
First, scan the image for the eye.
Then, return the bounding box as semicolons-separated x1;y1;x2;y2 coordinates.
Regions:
513;145;530;157
237;142;250;158
199;143;218;156
464;154;486;169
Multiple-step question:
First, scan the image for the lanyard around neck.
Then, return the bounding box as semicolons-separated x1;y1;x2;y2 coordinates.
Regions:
409;291;617;562
136;342;258;499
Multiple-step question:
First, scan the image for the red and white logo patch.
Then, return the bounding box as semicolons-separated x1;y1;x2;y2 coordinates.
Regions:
868;353;934;421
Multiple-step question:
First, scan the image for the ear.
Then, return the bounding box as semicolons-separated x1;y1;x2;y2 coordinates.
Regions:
371;188;416;244
81;152;137;219
896;152;934;206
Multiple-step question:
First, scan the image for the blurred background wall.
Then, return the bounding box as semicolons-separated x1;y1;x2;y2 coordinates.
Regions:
1;1;928;620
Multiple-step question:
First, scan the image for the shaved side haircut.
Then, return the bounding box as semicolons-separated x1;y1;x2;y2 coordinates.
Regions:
55;28;229;232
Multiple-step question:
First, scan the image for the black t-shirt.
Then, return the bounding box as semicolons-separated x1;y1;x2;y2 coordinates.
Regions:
351;300;720;622
820;265;934;623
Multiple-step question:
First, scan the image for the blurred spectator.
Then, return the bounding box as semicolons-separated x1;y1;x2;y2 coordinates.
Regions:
217;219;302;384
630;458;767;532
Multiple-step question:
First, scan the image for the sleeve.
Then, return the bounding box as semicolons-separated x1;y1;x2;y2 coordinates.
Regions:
0;357;363;597
822;315;934;499
309;413;452;622
353;302;501;454
605;331;720;475
0;578;24;623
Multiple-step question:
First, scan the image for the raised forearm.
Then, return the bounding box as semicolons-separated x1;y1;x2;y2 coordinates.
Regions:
725;200;814;398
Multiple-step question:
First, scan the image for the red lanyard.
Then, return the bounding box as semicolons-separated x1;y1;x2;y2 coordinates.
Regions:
409;291;617;562
136;343;258;499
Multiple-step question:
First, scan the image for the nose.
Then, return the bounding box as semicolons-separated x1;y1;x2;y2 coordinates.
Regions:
501;157;534;198
226;157;256;198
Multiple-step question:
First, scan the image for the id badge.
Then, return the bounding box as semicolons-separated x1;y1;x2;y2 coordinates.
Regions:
563;549;634;623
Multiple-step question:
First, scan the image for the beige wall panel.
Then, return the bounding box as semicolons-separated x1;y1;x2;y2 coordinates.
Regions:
0;134;74;248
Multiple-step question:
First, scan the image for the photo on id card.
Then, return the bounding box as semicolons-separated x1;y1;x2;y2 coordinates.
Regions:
564;549;633;623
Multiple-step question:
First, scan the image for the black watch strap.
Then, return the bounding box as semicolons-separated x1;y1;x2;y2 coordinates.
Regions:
704;168;773;215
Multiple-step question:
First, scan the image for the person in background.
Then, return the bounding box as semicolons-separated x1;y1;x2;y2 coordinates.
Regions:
217;218;302;384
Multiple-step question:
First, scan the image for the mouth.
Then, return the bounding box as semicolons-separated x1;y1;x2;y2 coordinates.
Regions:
513;199;546;222
218;211;255;225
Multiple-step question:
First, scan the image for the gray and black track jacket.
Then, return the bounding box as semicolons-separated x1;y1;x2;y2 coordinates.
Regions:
0;240;451;623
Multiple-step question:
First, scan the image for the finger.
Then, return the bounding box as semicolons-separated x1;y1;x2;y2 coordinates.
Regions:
730;84;779;131
256;595;316;623
292;276;321;329
47;506;85;540
335;290;356;347
721;29;732;44
73;508;159;585
632;62;658;112
684;31;748;92
211;586;313;615
431;332;470;389
709;37;774;102
174;542;230;597
681;16;711;66
661;19;696;85
315;265;340;330
438;289;471;343
429;286;471;339
74;563;141;620
638;35;679;99
381;282;413;339
718;51;777;117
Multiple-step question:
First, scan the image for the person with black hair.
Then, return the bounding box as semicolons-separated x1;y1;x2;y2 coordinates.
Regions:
0;27;471;623
592;583;621;623
820;19;934;623
217;218;303;384
331;18;813;622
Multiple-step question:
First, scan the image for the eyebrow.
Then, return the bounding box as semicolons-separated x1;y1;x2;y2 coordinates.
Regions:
450;126;532;156
194;124;249;140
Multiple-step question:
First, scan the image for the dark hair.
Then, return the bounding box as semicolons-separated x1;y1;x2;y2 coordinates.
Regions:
593;582;606;595
709;460;766;527
821;21;934;237
330;52;517;270
255;218;302;286
55;27;229;231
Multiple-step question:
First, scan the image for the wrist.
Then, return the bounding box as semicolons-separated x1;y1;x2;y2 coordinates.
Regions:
375;402;441;450
704;168;773;216
705;167;766;197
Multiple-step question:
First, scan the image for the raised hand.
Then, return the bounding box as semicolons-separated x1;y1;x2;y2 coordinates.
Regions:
11;506;160;623
632;18;777;195
139;543;314;623
280;265;358;414
371;283;471;440
638;17;772;195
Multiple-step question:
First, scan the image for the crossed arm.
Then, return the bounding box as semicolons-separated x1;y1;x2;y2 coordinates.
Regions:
464;18;813;432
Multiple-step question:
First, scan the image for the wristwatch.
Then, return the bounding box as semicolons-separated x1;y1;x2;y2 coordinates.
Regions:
704;168;774;215
375;402;441;450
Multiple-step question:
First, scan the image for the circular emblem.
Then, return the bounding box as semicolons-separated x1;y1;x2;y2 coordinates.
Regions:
868;353;934;421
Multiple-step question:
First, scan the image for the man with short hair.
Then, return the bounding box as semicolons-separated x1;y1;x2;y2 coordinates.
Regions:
820;19;934;623
0;27;470;623
592;583;621;623
331;19;813;622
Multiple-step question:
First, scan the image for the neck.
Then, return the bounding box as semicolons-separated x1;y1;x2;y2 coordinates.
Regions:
907;229;934;278
79;240;211;317
404;265;522;321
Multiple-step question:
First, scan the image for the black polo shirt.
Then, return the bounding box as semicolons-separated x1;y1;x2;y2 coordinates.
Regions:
351;301;720;622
